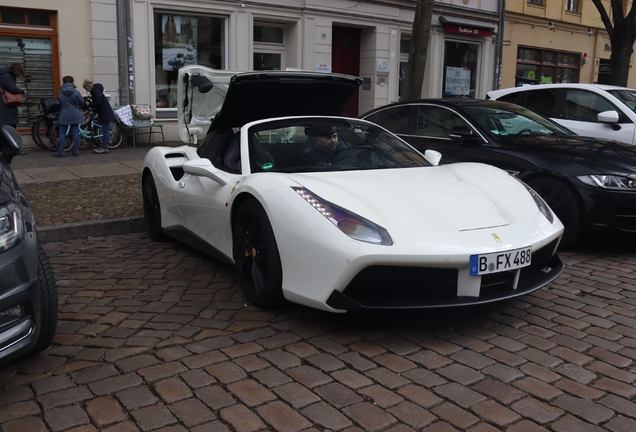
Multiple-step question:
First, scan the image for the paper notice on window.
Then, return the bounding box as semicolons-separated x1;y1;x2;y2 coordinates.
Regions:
445;67;471;96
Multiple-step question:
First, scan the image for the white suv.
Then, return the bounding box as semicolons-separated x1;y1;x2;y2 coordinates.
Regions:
487;83;636;145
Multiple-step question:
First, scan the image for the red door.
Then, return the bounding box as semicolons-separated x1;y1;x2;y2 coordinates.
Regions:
332;26;361;117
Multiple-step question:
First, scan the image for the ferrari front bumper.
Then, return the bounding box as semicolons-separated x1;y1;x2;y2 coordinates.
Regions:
326;239;562;310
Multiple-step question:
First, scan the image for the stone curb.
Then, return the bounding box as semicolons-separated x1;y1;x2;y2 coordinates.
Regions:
37;216;145;243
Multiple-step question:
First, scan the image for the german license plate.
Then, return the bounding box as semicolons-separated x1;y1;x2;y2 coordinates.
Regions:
470;247;532;276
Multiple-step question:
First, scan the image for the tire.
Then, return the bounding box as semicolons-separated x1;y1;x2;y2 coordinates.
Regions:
142;175;165;241
232;198;284;308
107;122;123;149
92;121;123;149
31;117;48;150
527;177;583;249
51;122;74;153
29;245;58;355
32;116;57;151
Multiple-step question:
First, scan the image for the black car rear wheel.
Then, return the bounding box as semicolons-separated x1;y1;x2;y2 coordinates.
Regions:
142;175;165;241
232;198;284;308
29;245;58;355
528;177;583;249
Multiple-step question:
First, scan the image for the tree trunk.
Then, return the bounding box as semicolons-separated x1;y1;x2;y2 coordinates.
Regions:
401;0;434;101
609;29;634;86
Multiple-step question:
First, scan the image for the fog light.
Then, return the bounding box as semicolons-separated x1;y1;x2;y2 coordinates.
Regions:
0;305;26;325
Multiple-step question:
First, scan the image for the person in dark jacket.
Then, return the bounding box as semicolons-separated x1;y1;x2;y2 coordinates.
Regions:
0;63;26;129
83;78;115;154
54;76;85;157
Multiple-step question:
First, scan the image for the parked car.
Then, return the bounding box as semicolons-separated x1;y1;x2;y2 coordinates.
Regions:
360;98;636;248
141;67;563;312
0;125;58;365
487;83;636;145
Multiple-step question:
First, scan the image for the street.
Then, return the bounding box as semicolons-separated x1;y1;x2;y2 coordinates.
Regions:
1;233;635;431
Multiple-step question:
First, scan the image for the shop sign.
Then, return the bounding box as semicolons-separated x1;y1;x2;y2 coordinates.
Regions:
444;24;492;37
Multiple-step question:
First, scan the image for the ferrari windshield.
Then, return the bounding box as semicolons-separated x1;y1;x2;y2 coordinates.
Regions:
463;104;572;140
248;118;429;173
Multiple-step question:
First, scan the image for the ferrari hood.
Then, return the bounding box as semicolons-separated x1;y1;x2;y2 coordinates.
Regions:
286;163;542;233
178;66;362;143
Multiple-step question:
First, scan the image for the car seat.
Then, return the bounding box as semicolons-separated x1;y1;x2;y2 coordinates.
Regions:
223;133;241;172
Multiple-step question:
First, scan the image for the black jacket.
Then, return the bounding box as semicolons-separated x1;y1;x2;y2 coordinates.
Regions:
88;83;116;123
0;66;24;127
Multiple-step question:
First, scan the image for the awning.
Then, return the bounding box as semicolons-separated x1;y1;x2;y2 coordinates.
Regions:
439;15;497;31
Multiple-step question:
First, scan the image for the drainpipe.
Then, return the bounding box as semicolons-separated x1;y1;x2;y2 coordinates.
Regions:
117;0;134;104
117;0;128;104
125;0;135;104
494;0;506;90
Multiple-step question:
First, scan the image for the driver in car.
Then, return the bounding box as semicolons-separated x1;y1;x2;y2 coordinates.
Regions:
300;124;348;165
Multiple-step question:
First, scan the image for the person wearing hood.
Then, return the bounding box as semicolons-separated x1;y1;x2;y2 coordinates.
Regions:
0;63;27;155
54;76;85;157
83;78;116;154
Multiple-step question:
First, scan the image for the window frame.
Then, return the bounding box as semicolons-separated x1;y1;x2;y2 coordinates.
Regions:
153;10;228;117
516;46;580;85
253;22;286;71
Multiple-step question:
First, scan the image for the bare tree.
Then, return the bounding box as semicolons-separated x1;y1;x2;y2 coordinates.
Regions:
590;0;636;86
401;0;434;101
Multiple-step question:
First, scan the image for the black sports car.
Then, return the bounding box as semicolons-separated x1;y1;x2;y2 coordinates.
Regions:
361;99;636;248
0;125;57;364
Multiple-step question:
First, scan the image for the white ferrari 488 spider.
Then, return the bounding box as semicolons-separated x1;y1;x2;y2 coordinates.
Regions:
141;66;564;313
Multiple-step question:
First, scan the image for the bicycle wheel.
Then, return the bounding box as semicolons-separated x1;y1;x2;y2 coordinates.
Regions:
79;112;96;147
107;121;123;149
51;122;74;153
92;121;123;149
31;116;53;151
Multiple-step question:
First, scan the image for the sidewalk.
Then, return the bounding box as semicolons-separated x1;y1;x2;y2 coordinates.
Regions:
12;140;184;243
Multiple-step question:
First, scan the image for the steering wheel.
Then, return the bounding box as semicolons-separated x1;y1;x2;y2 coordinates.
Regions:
517;128;534;135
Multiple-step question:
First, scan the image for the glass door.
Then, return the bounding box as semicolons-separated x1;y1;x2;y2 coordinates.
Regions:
443;40;479;98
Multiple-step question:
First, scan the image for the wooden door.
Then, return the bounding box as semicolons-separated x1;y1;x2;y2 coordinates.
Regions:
332;26;361;117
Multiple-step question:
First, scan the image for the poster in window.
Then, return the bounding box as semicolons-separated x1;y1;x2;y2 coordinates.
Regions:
161;14;198;71
445;66;471;96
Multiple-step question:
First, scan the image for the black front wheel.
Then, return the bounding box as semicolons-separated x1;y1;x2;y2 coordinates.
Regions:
528;177;583;249
142;175;165;241
232;198;284;308
29;245;58;355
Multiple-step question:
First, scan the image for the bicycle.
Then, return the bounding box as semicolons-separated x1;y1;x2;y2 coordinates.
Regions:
31;98;61;151
52;109;123;153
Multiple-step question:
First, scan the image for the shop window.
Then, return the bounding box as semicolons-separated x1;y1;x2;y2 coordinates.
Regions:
0;8;58;130
253;23;285;71
515;46;579;85
154;11;226;111
443;41;479;98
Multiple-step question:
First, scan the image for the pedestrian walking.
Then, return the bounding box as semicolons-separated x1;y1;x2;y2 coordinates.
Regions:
54;76;85;157
83;78;116;154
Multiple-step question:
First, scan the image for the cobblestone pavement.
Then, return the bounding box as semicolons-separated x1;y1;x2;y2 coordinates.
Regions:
1;234;636;431
21;174;142;227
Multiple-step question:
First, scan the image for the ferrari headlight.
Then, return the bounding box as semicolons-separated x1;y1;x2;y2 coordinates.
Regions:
293;187;393;245
513;177;554;224
577;175;636;191
0;202;23;252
